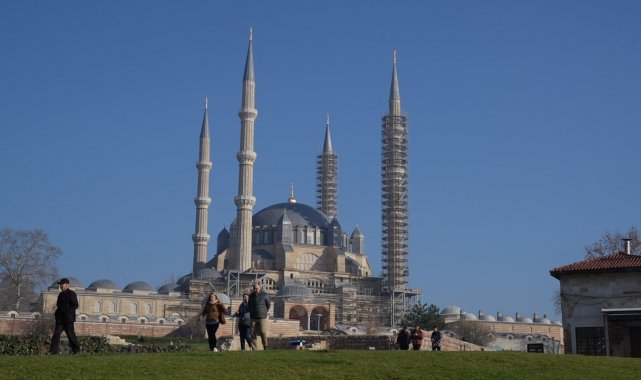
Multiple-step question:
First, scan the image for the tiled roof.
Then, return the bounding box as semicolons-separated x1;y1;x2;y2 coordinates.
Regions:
550;252;641;279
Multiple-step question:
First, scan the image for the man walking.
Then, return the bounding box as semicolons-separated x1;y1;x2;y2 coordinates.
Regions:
49;278;81;354
248;282;270;350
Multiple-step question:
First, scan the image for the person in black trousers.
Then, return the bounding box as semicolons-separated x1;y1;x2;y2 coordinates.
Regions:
49;278;81;354
234;292;253;350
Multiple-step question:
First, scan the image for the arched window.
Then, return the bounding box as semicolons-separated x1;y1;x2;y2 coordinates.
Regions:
130;303;138;314
109;302;116;313
144;304;151;315
94;301;102;313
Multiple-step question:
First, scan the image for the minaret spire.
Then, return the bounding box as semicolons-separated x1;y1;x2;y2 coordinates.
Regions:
192;99;212;273
288;183;297;203
316;113;338;218
234;28;258;271
381;50;409;324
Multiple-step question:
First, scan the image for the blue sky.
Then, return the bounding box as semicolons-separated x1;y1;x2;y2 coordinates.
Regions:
1;1;640;320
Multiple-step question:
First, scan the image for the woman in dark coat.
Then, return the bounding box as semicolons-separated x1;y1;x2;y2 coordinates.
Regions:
233;292;253;351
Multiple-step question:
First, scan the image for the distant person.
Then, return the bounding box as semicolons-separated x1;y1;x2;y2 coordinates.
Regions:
431;326;442;351
396;326;411;350
234;292;253;351
49;278;81;354
248;282;270;350
199;292;227;352
411;325;424;350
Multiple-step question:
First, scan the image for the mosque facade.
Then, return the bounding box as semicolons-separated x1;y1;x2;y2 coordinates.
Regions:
34;31;421;334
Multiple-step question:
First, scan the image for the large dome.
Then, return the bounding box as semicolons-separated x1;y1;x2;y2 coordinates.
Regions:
123;281;153;292
253;202;331;229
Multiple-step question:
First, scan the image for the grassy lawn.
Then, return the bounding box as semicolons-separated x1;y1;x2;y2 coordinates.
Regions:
2;350;640;379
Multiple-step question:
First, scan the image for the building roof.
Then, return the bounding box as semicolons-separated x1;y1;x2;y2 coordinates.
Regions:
253;202;332;229
87;279;119;290
550;252;641;279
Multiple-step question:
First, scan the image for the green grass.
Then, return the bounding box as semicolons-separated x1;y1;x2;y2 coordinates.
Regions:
2;350;640;379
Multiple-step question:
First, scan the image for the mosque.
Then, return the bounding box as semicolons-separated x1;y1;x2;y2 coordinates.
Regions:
35;30;421;335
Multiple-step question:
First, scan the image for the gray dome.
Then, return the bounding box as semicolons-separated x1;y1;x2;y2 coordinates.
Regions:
158;283;182;293
540;317;552;325
502;316;515;322
123;281;153;292
479;314;496;321
194;268;222;280
276;282;314;299
253;202;331;228
87;279;119;290
522;317;533;323
441;305;462;316
460;312;478;321
553;320;562;326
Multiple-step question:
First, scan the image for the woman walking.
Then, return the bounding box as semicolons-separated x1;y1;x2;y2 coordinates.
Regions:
199;292;227;352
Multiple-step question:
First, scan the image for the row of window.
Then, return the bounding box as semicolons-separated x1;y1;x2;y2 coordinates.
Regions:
93;301;154;315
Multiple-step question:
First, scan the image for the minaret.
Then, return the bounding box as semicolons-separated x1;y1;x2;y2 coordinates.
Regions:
192;98;212;273
316;113;338;218
234;28;258;271
381;51;409;292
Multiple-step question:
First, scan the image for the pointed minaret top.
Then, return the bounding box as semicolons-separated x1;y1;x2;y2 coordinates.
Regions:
243;27;255;81
200;98;210;138
390;50;400;101
288;183;297;203
323;112;333;152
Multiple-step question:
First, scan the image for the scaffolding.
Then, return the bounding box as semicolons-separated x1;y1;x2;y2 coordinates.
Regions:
316;115;338;219
381;114;409;291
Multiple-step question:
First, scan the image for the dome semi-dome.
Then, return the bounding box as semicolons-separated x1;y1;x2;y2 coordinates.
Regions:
522;317;534;323
158;283;182;293
87;279;119;290
123;281;153;292
502;316;515;322
275;282;314;299
253;202;331;228
194;268;222;280
479;314;496;321
460;312;478;321
441;305;462;316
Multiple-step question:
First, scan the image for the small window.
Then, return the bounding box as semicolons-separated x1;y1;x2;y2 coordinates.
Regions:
101;317;107;323
121;318;127;324
177;320;182;326
290;273;294;279
34;314;40;320
140;319;145;325
159;320;164;325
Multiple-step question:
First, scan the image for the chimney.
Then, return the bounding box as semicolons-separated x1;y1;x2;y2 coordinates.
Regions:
623;238;632;255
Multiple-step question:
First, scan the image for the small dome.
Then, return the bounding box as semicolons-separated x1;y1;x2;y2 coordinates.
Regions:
553;320;562;326
479;314;496;321
441;305;462;316
460;312;478;321
87;279;119;290
522;317;533;323
275;282;314;299
502;316;515;322
158;283;182;293
541;317;552;325
194;268;222;280
123;281;153;292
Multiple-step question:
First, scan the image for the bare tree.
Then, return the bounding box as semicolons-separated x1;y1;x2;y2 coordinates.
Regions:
450;321;495;347
584;226;640;259
0;228;61;311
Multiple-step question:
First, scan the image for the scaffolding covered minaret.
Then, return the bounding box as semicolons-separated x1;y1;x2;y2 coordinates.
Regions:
316;113;338;219
192;98;212;273
381;51;409;294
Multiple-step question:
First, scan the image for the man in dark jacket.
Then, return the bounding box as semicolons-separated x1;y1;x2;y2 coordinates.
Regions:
396;326;411;350
49;278;81;354
248;282;270;350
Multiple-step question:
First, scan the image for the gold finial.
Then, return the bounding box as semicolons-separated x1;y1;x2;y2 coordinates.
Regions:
249;27;253;41
393;50;398;64
288;183;296;203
